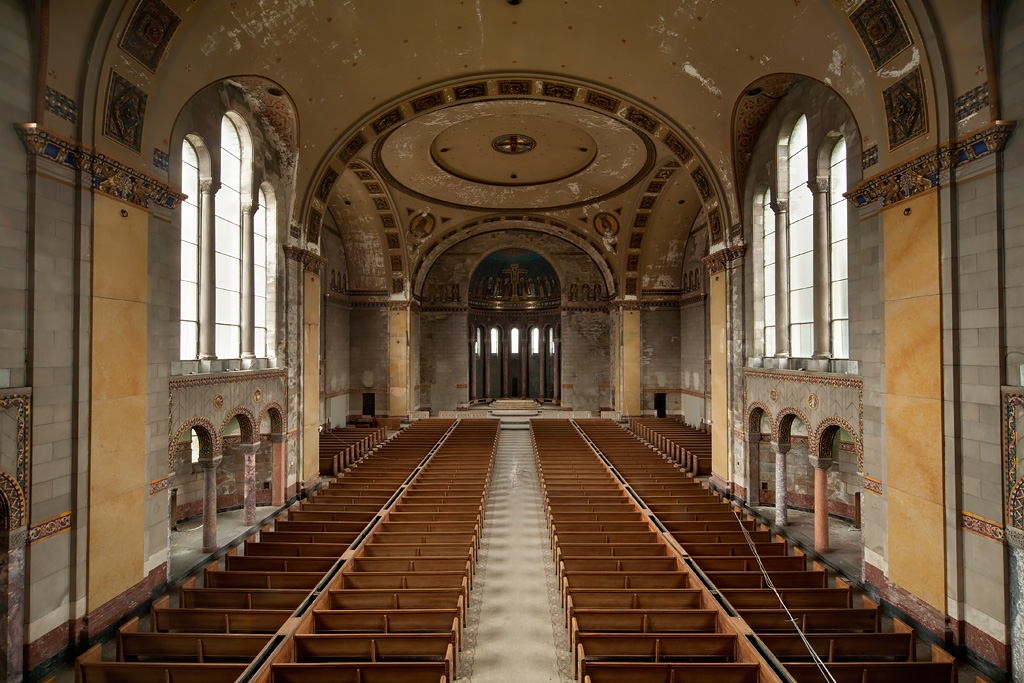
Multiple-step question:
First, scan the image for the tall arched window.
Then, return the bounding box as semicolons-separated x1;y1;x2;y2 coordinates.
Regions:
829;138;849;358
490;327;499;355
510;327;520;355
215;116;244;359
531;327;540;354
255;186;272;358
787;115;813;357
761;189;776;357
180;139;201;360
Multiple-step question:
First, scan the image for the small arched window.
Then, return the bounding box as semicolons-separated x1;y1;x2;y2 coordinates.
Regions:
761;188;776;357
787;115;813;357
180;138;201;360
510;327;520;355
215;115;244;359
490;327;499;356
531;327;540;354
829;138;849;358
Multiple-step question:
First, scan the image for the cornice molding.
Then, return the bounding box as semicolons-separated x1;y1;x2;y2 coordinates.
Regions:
283;245;327;274
845;120;1015;208
14;123;187;210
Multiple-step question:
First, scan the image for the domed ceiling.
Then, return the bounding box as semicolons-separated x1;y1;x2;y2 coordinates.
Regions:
468;249;560;310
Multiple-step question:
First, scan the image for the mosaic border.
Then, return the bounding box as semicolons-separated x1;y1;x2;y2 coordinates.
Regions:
28;511;71;543
148;477;169;497
863;476;884;496
15;124;186;210
961;511;1004;544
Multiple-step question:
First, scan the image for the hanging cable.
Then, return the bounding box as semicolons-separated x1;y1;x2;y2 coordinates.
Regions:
732;508;839;683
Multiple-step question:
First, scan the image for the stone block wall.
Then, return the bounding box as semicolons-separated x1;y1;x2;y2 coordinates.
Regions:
641;309;682;415
418;309;469;411
561;310;611;412
347;308;389;418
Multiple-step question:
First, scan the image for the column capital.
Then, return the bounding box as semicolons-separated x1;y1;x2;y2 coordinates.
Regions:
198;456;223;470
810;176;830;194
0;526;27;552
773;442;790;456
200;178;221;194
770;198;788;214
808;455;834;470
241;201;259;215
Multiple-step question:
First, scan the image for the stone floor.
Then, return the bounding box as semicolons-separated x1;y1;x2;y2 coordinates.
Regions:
749;504;865;579
169;505;281;579
457;427;567;682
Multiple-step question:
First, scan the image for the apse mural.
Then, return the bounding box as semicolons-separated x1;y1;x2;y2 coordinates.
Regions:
468;249;560;310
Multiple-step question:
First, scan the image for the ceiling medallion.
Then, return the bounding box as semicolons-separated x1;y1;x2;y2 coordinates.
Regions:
492;133;536;155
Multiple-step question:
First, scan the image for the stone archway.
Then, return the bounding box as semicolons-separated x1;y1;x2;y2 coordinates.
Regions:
259;403;287;507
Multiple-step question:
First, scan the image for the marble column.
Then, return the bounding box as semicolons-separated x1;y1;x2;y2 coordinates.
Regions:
271;434;286;507
198;179;220;359
552;328;561;402
200;456;222;553
241;443;259;526
468;334;477;402
771;197;790;359
810;456;834;553
520;340;528;398
811;177;831;359
746;431;761;506
774;443;789;526
501;332;510;398
538;335;546;401
483;335;492;400
241;202;257;359
0;527;26;683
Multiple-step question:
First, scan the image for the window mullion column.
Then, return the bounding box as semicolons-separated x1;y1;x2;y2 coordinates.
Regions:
199;179;220;360
771;197;790;358
811;176;831;359
241;202;256;359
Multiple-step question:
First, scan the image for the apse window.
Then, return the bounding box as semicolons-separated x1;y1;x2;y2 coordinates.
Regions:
510;327;520;355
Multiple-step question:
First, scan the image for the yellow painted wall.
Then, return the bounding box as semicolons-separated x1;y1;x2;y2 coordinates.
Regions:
389;308;409;417
883;193;946;610
622;309;641;417
710;270;729;479
88;196;146;610
302;271;321;483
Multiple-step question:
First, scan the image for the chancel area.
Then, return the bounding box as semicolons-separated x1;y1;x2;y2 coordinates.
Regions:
1;1;1023;682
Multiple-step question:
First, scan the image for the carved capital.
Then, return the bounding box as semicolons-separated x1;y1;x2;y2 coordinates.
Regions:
808;455;834;470
198;456;223;470
811;176;830;194
769;198;788;214
200;178;221;194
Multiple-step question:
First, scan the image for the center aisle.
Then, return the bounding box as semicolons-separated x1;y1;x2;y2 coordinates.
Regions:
460;427;568;683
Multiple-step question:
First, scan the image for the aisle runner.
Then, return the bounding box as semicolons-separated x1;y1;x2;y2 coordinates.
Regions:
457;429;571;682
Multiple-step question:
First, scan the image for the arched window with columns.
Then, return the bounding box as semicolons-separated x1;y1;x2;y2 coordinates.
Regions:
786;114;813;358
761;188;777;357
829;138;849;359
180;138;202;360
214;114;246;359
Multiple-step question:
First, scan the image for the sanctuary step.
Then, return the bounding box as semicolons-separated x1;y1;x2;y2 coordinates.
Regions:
489;398;541;410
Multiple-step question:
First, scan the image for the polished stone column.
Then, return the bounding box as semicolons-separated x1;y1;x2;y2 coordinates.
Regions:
538;337;546;400
241;202;257;359
271;433;286;507
774;443;789;526
552;328;561;402
483;336;492;400
520;341;528;398
198;179;220;359
771;197;790;359
241;443;259;526
468;334;477;402
501;332;510;398
810;455;834;553
811;177;831;359
200;456;222;553
0;527;26;683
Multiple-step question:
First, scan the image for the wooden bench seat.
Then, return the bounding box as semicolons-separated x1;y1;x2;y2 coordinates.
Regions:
576;633;740;679
292;634;454;671
758;632;915;662
563;571;694;592
580;661;759;683
692;555;805;572
559;557;681;574
570;609;720;635
180;587;309;610
702;570;826;589
270;662;448;683
738;607;879;633
783;662;954;683
77;662;247;683
204;570;324;589
152;608;291;633
117;632;271;662
223;556;337;574
721;587;851;609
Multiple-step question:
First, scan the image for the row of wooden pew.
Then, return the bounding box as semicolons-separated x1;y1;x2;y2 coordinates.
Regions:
533;419;775;683
76;418;498;683
319;426;388;477
629;418;712;476
572;418;959;683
